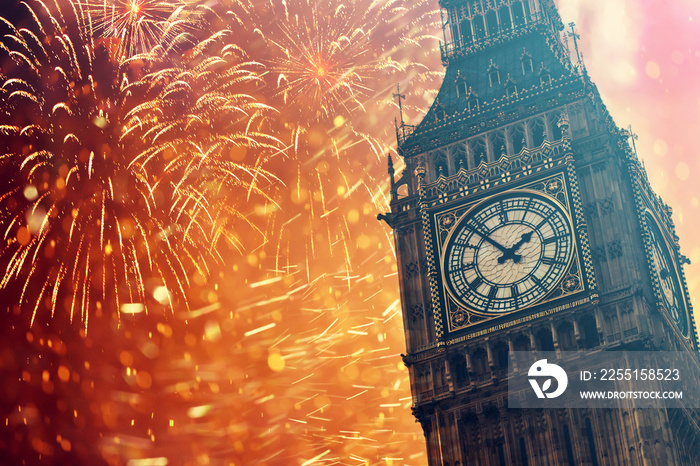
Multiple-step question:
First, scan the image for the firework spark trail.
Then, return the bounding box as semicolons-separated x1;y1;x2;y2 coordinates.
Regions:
126;33;286;256
0;0;283;326
227;0;417;124
220;0;442;283
83;0;201;59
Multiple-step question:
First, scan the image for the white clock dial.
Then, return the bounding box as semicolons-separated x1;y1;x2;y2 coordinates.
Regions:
442;191;574;315
646;213;688;337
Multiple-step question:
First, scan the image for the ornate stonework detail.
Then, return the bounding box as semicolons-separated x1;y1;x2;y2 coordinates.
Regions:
592;245;607;262
606;240;623;259
550;262;585;299
420;258;430;275
583;202;599;219
405;261;420;279
599;197;615;215
417;168;445;341
397;225;415;237
410;304;424;322
439;213;456;231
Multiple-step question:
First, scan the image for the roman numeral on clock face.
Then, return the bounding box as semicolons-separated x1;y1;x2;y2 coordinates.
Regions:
543;235;560;245
487;286;498;300
521;198;533;222
468;276;483;290
498;201;508;223
532;277;547;291
541;256;562;266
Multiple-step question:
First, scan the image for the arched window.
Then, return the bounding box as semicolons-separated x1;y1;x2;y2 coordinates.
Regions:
509;124;526;154
506;79;518;98
536;327;554;351
563;424;575;465
528;117;546;147
489;67;501;87
456;81;468;98
486;10;499;36
472;15;486;40
451;24;461;45
494;341;509;370
471;347;488;380
415;366;432;402
513;334;530;351
450;143;468;171
460;20;473;44
540;68;552;86
497;442;506;466
521;55;534;74
523;0;532;22
585;418;599;466
489;130;507;159
557;322;576;350
548;112;563;140
452;353;468;386
621;308;633;331
580;315;600;348
433;151;448;178
519;437;529;466
499;6;512;31
467;92;480;113
469;137;487;166
511;1;525;27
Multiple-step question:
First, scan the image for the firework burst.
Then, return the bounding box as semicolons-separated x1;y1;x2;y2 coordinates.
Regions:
0;0;282;327
227;0;419;124
125;30;285;255
221;0;442;283
84;0;200;59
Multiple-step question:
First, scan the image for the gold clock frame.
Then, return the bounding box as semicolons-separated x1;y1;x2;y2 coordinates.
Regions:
431;171;590;334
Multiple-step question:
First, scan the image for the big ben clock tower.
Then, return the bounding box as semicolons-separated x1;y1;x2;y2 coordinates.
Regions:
379;0;700;464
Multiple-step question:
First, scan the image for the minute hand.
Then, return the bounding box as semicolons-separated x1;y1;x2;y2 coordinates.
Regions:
472;229;510;254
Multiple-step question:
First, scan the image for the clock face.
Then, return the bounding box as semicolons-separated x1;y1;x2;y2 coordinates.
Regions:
442;191;574;315
646;213;688;337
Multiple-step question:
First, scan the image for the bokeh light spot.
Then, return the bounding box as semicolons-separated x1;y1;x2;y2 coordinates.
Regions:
646;61;661;79
676;162;690;181
57;366;70;383
267;352;285;372
16;227;30;246
23;185;38;200
135;371;152;389
653;139;668;157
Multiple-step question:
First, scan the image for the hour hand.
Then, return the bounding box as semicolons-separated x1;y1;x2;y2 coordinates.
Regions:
498;231;533;264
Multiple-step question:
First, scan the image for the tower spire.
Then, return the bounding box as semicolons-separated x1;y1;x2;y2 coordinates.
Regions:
569;22;584;71
394;83;413;146
394;83;406;128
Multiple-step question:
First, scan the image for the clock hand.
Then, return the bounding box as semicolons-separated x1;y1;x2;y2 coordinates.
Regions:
468;227;510;254
479;233;511;254
498;231;533;264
